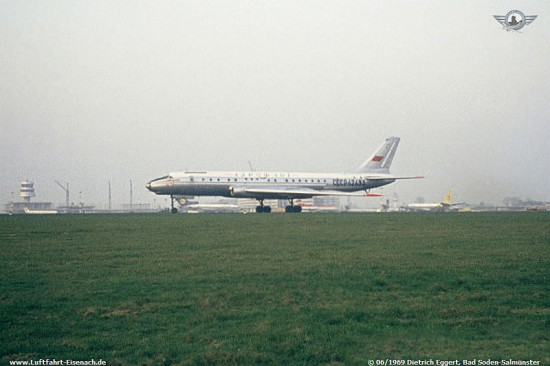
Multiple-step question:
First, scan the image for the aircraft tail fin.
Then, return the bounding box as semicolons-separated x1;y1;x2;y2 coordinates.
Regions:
442;190;464;207
442;190;453;206
357;137;400;174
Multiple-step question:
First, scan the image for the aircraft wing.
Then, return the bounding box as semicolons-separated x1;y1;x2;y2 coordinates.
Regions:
231;186;382;199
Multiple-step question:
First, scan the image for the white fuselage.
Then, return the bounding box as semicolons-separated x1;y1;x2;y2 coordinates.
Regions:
406;203;444;211
146;170;396;200
23;208;58;215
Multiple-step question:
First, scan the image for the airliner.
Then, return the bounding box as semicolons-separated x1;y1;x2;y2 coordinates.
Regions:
186;202;244;214
146;137;422;213
406;190;464;212
179;197;245;214
23;208;58;215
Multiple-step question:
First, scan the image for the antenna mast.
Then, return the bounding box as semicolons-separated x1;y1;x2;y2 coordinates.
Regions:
108;180;112;211
130;180;133;209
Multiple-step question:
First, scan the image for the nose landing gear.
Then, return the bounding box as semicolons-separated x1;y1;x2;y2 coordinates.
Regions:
170;195;178;214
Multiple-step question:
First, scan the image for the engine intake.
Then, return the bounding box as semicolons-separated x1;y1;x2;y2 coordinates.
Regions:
229;186;249;198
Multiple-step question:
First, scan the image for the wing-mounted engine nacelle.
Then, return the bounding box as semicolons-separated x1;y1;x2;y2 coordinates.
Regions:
229;186;248;198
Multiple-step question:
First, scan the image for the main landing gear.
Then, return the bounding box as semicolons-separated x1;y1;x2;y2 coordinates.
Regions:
285;198;302;213
255;198;302;213
255;199;272;213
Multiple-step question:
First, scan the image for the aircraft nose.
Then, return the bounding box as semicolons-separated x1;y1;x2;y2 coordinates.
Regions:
146;182;152;191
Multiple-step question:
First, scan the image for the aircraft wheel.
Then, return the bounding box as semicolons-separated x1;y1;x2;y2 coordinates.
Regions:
256;206;272;213
285;205;302;213
171;207;178;214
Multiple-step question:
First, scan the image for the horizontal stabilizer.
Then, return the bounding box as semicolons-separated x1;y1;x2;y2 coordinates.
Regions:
366;175;424;181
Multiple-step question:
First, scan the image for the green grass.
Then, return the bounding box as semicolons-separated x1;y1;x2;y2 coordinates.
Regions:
1;213;549;365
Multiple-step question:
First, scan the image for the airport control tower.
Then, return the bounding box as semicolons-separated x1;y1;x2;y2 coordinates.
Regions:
19;180;36;203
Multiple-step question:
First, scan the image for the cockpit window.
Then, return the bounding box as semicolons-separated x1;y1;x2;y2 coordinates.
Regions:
150;175;169;183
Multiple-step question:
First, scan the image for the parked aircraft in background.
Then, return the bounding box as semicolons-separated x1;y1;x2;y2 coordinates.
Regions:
405;190;463;212
182;198;244;214
293;199;340;213
23;208;58;214
146;137;422;213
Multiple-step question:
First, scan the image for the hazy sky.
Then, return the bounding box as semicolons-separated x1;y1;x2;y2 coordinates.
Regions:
1;1;548;209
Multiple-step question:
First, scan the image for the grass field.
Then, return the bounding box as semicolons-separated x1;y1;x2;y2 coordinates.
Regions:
1;212;549;365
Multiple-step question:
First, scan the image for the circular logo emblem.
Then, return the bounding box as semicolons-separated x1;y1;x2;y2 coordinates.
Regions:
504;10;526;31
494;10;537;32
